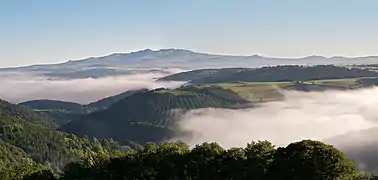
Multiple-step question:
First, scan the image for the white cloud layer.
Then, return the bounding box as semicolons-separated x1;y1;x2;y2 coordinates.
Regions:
0;71;185;104
173;87;378;148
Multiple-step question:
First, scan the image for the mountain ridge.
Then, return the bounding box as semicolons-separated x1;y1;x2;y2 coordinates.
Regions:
3;48;378;80
3;48;378;71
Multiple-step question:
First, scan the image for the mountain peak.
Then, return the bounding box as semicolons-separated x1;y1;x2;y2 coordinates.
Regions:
130;48;154;54
330;56;347;59
250;54;263;58
301;55;327;59
127;48;195;56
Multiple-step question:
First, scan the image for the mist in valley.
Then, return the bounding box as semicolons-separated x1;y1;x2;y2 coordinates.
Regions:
172;87;378;150
0;70;186;104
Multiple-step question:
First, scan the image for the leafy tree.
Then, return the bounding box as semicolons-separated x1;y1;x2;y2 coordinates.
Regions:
154;141;190;179
0;113;133;171
220;147;246;179
244;140;276;179
269;140;357;180
185;142;225;179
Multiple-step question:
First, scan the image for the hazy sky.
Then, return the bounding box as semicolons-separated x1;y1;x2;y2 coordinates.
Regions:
1;0;378;67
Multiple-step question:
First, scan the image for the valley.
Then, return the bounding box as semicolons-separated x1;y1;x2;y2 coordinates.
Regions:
3;64;378;179
5;1;378;178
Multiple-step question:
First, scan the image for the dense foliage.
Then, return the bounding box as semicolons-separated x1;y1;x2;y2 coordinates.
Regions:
160;65;378;84
0;100;56;128
60;87;249;144
0;98;135;172
2;140;377;180
0;140;34;170
0;113;133;171
85;88;147;110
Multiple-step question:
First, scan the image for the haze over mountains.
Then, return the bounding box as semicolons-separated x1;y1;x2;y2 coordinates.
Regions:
0;72;184;104
4;48;378;104
2;48;378;79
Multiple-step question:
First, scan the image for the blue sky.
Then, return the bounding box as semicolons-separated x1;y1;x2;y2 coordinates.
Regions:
1;0;378;67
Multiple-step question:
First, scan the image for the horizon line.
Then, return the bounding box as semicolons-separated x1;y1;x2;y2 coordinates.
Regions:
3;48;378;69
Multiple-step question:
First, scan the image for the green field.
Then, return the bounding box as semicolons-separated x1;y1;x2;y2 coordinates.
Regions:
207;82;285;102
205;78;362;102
154;89;197;95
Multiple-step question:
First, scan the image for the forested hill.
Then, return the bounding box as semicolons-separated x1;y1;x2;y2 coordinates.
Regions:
160;65;378;84
0;99;134;172
19;100;84;113
85;88;148;110
19;89;147;126
19;100;91;126
0;99;56;128
60;87;250;144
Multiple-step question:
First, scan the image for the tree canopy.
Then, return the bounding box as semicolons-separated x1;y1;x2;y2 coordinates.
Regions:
2;140;373;180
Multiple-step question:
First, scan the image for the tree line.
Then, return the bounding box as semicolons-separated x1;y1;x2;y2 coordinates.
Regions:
2;140;378;180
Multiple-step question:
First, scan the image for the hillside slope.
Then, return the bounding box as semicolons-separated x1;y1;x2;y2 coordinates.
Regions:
0;99;133;171
19;89;147;126
19;100;90;126
0;99;56;128
0;113;134;171
60;87;250;144
86;88;148;110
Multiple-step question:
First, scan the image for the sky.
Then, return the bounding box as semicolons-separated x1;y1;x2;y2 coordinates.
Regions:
1;0;378;67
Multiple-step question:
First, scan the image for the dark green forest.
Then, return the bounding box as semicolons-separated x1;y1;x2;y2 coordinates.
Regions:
1;100;56;128
2;140;378;180
0;98;134;173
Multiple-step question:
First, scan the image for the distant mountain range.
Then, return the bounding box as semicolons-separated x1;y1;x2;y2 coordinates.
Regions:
2;49;378;79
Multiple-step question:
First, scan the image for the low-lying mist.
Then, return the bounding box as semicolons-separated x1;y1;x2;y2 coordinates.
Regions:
173;87;378;148
0;71;186;104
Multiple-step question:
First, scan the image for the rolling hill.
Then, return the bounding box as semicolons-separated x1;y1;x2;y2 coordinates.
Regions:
60;86;250;144
0;99;56;128
19;89;147;126
19;100;85;113
19;100;92;126
160;65;378;84
86;88;148;110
